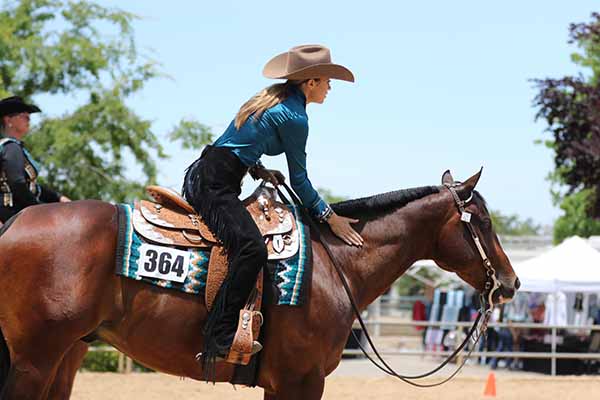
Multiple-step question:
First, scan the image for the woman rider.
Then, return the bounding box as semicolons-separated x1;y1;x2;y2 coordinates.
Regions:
0;96;70;225
183;44;363;367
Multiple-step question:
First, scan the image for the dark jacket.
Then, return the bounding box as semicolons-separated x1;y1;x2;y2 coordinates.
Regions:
0;136;60;221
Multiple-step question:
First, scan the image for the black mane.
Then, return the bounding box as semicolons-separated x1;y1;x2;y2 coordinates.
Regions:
331;186;441;218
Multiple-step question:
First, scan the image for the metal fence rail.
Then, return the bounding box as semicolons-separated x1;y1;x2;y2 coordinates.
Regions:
87;321;600;375
342;350;600;359
345;320;600;376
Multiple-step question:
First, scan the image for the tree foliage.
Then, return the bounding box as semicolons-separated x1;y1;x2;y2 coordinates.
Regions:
0;0;211;202
490;210;541;236
534;12;600;239
553;188;600;243
534;76;600;194
318;187;348;204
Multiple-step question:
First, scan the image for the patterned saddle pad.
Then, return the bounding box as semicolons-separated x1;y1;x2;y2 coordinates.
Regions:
115;203;311;306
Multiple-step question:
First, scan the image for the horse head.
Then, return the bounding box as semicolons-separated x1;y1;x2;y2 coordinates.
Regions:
433;169;519;305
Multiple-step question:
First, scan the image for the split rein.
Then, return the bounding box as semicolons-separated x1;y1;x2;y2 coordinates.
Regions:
276;182;501;387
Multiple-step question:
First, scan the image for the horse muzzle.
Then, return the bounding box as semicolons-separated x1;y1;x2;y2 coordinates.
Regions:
493;276;520;304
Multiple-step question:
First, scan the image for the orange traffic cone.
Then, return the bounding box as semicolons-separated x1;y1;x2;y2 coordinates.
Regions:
483;372;496;397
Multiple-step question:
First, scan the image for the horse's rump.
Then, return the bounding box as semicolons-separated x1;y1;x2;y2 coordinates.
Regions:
0;211;21;237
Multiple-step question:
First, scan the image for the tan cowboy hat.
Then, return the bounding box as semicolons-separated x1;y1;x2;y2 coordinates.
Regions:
262;44;355;82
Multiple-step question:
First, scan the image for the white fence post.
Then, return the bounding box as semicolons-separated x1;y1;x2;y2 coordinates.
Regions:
368;297;381;337
551;326;557;376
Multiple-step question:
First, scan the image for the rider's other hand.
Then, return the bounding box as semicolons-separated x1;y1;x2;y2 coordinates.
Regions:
59;195;71;202
252;165;283;186
258;169;284;186
327;213;363;247
267;169;286;185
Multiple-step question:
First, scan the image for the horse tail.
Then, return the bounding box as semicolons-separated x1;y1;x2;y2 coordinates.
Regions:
0;325;10;392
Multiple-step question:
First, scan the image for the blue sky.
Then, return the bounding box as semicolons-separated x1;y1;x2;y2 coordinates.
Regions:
42;1;600;225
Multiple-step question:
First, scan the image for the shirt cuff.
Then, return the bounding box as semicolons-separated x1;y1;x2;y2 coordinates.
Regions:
311;198;333;223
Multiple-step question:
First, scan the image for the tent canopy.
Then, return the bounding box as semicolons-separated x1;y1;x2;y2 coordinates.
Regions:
513;236;600;293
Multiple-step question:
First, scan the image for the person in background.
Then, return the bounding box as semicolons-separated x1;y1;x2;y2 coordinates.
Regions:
490;305;514;370
0;96;70;225
412;287;427;345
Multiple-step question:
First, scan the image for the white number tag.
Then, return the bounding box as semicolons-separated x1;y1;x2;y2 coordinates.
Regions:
137;244;190;283
461;212;472;223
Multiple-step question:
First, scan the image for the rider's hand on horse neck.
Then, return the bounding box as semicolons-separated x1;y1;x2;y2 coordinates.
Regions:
328;213;363;247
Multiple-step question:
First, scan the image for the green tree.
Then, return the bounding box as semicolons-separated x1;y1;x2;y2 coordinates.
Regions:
395;268;439;296
0;0;211;202
533;12;600;240
318;187;348;204
489;210;541;236
553;188;600;243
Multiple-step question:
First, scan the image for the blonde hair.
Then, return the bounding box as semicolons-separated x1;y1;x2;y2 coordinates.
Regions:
234;80;305;129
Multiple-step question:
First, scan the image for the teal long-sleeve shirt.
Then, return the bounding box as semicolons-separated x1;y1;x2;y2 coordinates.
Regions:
213;86;331;220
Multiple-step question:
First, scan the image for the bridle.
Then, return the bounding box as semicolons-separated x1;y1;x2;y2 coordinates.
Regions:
277;182;502;387
444;182;502;317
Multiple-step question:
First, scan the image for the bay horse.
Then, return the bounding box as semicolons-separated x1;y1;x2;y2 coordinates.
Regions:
0;169;518;400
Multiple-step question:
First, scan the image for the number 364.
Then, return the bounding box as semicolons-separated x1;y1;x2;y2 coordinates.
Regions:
143;249;185;277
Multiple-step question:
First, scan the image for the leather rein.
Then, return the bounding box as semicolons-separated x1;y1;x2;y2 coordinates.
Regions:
277;182;501;387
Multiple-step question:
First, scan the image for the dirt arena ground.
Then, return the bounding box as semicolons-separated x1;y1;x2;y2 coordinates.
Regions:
71;373;600;400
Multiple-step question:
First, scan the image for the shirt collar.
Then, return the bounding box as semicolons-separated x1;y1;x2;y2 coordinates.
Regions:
289;85;307;107
0;134;22;145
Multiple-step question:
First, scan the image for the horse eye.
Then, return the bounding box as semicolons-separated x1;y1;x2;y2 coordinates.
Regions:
481;218;492;229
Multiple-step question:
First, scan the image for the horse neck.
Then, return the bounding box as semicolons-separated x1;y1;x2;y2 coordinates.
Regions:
331;192;450;311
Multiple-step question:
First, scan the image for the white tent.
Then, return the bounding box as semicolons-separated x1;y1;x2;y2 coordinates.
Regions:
513;236;600;293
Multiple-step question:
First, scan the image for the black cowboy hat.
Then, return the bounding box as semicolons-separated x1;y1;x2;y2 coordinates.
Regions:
0;96;41;118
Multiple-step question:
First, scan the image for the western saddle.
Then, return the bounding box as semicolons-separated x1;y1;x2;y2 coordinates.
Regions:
133;183;299;365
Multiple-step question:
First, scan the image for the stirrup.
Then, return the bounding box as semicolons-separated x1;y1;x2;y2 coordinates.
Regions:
195;341;262;362
214;341;263;363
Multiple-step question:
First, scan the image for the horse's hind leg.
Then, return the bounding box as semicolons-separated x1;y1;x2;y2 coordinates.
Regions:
2;356;69;400
1;335;76;400
2;361;59;400
47;341;89;400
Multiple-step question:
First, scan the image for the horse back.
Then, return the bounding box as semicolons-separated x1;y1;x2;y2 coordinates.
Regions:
0;200;117;244
0;200;121;331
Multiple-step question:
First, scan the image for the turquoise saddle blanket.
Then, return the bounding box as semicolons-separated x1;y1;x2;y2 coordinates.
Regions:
114;203;311;306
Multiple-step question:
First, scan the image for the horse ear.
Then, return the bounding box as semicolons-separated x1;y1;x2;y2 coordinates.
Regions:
462;167;483;192
441;170;454;185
